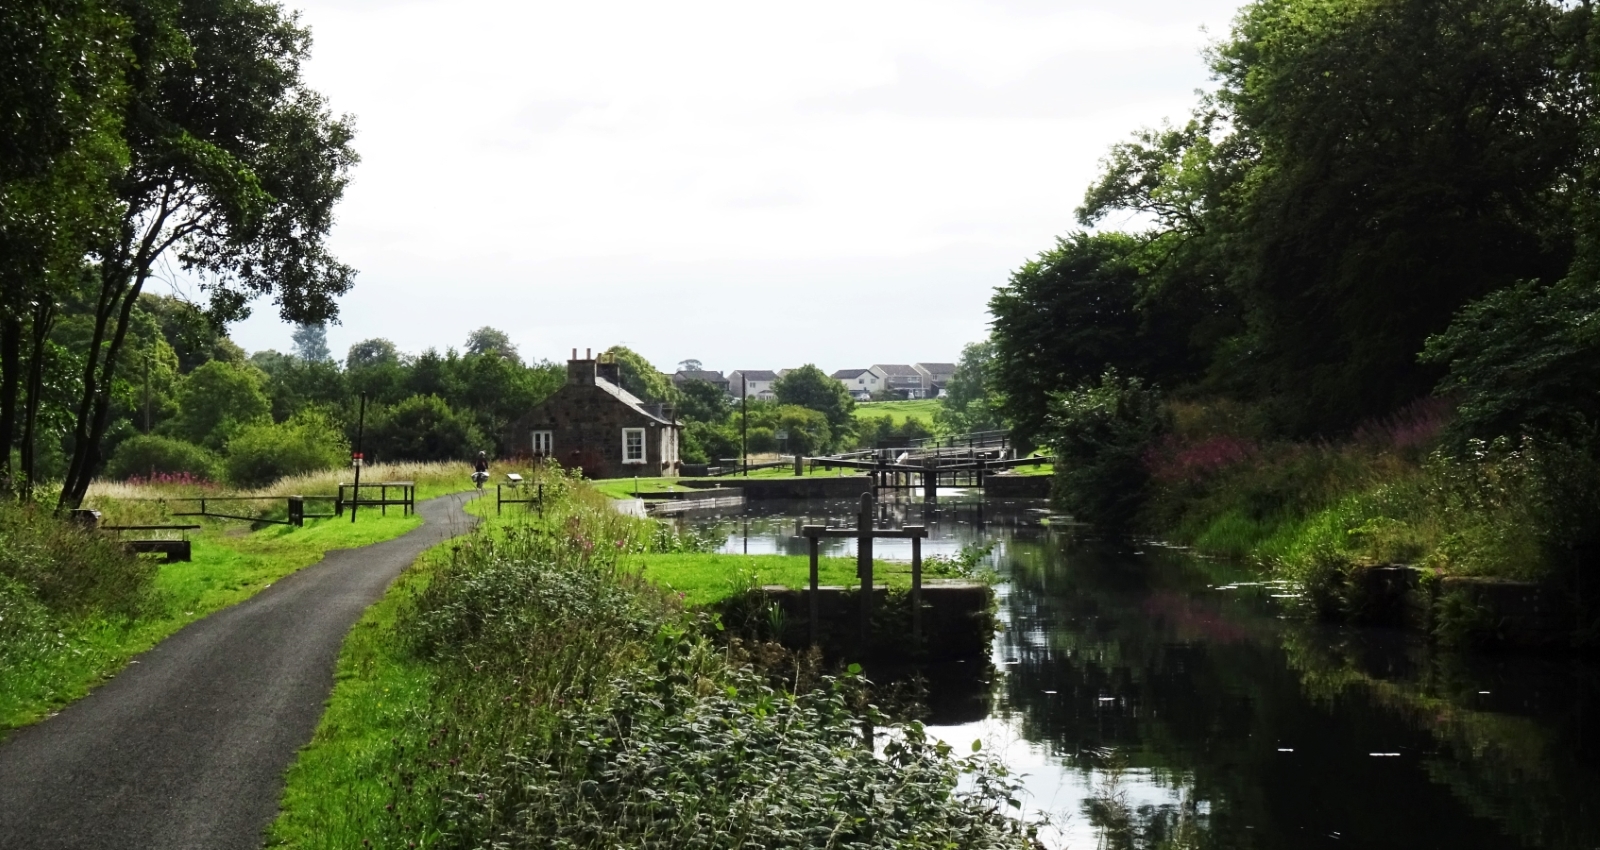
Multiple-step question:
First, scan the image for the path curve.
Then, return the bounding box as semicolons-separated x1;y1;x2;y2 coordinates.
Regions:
0;492;480;850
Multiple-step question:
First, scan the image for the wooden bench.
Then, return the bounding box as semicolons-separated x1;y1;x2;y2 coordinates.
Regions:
101;525;201;563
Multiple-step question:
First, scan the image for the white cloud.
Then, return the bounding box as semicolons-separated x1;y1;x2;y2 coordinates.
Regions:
226;0;1249;373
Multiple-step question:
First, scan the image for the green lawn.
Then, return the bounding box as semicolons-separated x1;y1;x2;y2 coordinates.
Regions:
854;399;941;427
1;504;441;732
632;552;914;607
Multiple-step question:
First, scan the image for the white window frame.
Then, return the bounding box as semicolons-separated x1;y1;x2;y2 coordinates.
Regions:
532;430;553;456
622;428;646;464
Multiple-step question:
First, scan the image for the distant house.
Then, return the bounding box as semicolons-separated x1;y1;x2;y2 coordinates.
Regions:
870;364;925;398
914;363;957;398
728;369;779;400
504;352;680;479
671;369;730;395
831;368;881;399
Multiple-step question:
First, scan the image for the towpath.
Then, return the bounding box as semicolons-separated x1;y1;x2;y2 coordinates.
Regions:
0;492;480;849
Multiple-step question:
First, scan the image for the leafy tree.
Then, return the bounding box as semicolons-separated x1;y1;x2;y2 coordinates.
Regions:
139;295;245;373
347;338;401;370
365;394;486;462
677;359;703;372
104;435;221;482
1423;278;1600;446
1043;370;1171;531
773;365;855;449
58;0;359;509
291;323;332;363
0;0;132;493
167;360;272;450
676;378;730;423
603;345;676;404
1079;0;1590;434
856;415;931;450
936;340;1006;435
465;327;519;363
224;407;349;487
990;233;1188;445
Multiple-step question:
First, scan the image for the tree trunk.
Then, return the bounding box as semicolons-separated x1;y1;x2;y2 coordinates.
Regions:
57;244;131;512
64;268;147;508
0;314;20;495
20;300;57;500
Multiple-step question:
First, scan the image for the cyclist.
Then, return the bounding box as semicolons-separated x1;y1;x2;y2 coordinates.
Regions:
471;451;490;490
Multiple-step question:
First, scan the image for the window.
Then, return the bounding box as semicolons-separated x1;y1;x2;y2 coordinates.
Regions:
532;430;552;456
622;428;646;464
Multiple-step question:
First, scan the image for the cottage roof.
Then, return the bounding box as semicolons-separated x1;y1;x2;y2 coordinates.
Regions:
595;376;675;424
832;368;870;379
732;369;779;382
872;363;920;377
673;370;727;384
916;363;957;376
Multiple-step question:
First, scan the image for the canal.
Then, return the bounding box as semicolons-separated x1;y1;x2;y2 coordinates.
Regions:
678;491;1600;849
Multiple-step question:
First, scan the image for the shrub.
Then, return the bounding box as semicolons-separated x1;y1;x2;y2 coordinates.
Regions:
103;435;221;483
167;360;272;449
1043;370;1170;531
225;408;350;487
0;502;154;618
365;394;486;462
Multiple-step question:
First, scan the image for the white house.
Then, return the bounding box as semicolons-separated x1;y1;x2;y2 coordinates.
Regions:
831;368;881;399
728;369;779;400
913;363;957;398
870;364;925;398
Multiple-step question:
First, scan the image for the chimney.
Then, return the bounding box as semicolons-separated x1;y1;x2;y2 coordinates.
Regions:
596;351;621;386
567;351;596;386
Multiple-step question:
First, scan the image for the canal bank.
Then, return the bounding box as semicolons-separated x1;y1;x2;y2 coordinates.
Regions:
672;491;1600;850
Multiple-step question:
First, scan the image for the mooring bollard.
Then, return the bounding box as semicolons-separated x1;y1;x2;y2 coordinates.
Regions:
857;492;874;648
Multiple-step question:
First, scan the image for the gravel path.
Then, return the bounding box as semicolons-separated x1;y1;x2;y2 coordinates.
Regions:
0;492;480;850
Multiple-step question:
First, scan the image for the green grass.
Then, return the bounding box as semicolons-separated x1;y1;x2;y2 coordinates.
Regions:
0;505;436;732
270;544;440;847
588;467;868;500
631;552;913;607
854;398;941;427
271;473;1032;850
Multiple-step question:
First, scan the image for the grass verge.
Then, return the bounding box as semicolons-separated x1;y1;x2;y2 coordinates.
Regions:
271;469;1035;849
0;471;468;733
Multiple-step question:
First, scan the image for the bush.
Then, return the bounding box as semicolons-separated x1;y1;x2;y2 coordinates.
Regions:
103;435;221;483
0;502;154;618
1043;370;1170;531
365;394;486;462
225;409;350;487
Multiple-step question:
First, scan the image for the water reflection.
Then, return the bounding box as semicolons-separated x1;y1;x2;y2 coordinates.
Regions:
678;495;1600;849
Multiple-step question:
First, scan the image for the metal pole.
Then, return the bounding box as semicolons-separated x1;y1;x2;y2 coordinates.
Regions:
741;374;748;477
351;392;366;523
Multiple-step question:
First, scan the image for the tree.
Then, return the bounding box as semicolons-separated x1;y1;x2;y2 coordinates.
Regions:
1078;0;1590;434
346;338;400;370
366;394;485;462
0;0;132;494
58;0;359;509
1043;370;1170;531
676;378;730;423
224;407;349;487
773;364;855;449
989;233;1187;445
677;359;703;372
465;327;519;363
936;340;1006;435
602;345;676;404
167;360;271;449
291;322;332;363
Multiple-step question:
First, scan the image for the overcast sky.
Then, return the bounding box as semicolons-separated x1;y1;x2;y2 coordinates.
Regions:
215;0;1249;374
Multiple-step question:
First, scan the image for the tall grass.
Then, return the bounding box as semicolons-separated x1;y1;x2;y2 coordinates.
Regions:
273;468;1039;849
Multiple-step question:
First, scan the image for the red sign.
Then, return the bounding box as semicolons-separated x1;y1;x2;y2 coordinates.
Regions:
352;452;363;459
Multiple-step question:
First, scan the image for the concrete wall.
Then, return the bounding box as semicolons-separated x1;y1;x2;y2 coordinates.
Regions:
727;582;994;662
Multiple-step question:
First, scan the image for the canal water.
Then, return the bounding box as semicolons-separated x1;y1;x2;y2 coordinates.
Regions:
678;491;1600;850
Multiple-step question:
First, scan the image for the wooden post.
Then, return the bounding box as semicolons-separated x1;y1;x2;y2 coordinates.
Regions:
496;483;503;515
288;496;305;528
857;492;873;649
804;526;822;648
794;452;804;477
381;483;388;516
923;458;937;501
908;526;924;648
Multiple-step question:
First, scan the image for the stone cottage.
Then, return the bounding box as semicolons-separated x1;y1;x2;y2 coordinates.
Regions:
503;351;680;479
